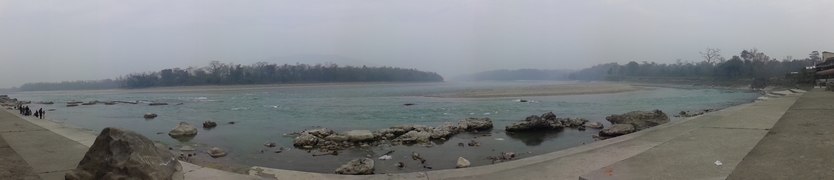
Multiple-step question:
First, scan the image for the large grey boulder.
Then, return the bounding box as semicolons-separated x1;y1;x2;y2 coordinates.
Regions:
505;112;564;132
458;117;493;131
605;110;669;130
335;158;375;175
207;147;227;158
345;130;375;142
168;122;198;138
66;128;182;180
599;124;636;137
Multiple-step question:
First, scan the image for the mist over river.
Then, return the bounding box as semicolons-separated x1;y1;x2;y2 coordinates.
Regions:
8;81;759;173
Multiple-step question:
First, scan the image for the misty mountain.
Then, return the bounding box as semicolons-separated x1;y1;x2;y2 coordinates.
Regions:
456;69;574;81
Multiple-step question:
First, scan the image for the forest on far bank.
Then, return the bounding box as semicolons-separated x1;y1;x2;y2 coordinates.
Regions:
16;61;444;91
569;49;825;88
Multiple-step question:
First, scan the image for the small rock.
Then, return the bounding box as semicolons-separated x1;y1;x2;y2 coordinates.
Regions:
456;157;471;168
264;142;276;148
143;113;158;119
202;121;217;129
378;155;392;160
207;147;227;158
395;162;405;168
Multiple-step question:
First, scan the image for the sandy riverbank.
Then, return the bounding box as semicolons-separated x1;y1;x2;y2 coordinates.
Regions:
431;82;643;98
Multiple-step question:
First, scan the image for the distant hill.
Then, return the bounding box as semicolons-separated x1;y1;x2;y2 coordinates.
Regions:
457;69;574;81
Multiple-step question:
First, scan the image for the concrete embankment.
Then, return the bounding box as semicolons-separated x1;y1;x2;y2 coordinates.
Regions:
727;88;834;179
0;109;261;180
579;92;799;179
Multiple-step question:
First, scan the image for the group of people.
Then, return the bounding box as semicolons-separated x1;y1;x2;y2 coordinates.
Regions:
16;105;45;119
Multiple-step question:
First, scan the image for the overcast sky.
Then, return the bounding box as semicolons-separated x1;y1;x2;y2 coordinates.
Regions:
1;0;833;88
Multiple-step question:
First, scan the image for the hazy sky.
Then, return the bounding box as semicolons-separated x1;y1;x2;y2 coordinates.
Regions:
1;0;833;88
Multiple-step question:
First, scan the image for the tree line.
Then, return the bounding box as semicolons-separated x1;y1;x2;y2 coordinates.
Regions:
18;61;444;91
569;49;823;88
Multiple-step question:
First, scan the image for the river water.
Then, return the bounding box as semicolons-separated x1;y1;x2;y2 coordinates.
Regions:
7;81;759;173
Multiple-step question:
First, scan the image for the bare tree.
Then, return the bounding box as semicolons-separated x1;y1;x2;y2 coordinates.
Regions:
700;48;722;64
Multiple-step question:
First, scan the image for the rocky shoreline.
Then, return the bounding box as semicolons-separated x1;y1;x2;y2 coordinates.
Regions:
0;90;752;175
279;109;676;174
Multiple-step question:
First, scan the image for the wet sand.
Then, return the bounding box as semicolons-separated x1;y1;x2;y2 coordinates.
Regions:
432;83;643;98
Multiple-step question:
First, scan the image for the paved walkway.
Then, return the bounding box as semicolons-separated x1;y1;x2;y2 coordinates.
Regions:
727;88;834;179
578;94;799;179
0;110;88;180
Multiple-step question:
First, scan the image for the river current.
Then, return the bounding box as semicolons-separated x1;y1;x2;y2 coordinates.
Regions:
8;81;759;173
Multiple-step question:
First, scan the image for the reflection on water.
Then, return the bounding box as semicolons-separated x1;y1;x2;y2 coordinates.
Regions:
505;129;566;146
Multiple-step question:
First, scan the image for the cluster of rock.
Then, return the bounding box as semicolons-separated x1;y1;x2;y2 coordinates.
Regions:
505;112;596;132
292;117;493;151
486;152;517;164
596;110;669;139
0;95;20;108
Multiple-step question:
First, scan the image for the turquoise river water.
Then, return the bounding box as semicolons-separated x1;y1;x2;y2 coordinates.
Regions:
7;81;759;173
